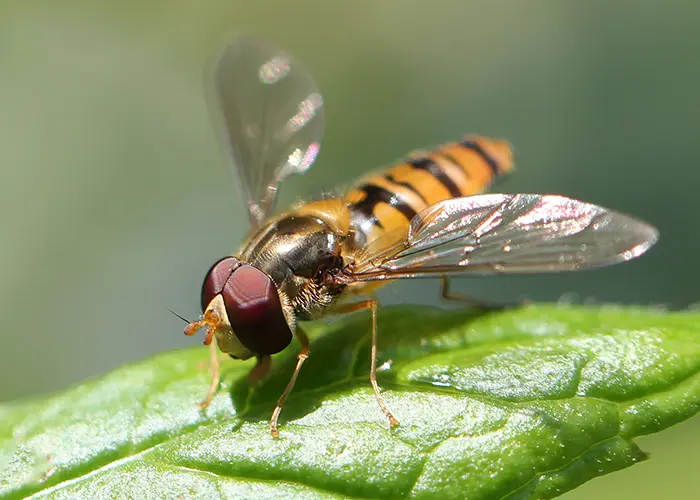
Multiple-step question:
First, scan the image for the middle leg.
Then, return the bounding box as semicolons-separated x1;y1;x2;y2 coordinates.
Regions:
333;300;399;428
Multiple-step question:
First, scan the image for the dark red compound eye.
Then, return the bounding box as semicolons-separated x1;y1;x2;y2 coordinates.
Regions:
200;257;293;356
201;257;242;311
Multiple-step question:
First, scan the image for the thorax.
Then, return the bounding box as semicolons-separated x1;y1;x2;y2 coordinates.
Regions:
238;201;352;320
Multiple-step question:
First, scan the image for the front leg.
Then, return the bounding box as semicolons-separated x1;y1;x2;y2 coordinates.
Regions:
270;328;311;438
198;340;221;409
248;355;272;385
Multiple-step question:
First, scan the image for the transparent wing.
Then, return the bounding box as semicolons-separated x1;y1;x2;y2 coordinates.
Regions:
208;37;325;227
343;194;659;281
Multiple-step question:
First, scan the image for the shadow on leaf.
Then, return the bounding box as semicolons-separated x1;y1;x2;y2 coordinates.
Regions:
227;305;498;424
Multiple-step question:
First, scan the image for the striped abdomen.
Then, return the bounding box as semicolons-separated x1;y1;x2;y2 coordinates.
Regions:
345;136;514;242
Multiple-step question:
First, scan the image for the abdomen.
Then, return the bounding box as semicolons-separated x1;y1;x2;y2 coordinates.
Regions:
344;136;515;244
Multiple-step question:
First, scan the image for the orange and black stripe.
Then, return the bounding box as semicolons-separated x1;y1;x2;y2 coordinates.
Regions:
345;136;514;235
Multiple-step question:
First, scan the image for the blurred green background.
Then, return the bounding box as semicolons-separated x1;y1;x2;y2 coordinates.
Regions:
1;0;697;497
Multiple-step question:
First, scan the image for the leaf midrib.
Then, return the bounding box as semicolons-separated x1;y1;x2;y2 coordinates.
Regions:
20;366;700;500
8;306;700;499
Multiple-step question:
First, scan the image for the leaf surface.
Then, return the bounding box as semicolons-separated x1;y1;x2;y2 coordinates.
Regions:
1;305;699;499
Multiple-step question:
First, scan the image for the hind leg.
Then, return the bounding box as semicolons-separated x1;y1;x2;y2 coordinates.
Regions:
440;277;522;310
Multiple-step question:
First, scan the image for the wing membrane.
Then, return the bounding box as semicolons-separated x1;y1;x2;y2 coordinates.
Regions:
346;194;658;281
209;37;325;227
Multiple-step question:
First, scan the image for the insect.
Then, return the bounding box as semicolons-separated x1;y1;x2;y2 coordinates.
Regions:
184;37;659;437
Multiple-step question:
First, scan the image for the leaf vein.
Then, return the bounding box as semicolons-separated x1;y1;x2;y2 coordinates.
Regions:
145;458;376;499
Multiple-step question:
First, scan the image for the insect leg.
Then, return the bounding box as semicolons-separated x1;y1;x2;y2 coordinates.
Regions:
198;340;221;409
440;276;520;310
333;300;400;429
270;327;310;438
248;355;272;385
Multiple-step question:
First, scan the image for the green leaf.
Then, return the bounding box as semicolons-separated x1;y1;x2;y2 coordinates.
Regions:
1;305;699;499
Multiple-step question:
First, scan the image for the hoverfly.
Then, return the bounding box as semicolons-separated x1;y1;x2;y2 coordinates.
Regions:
184;37;659;437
